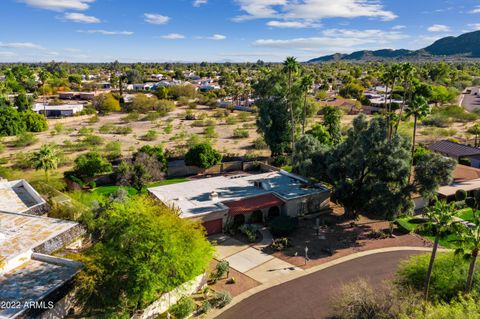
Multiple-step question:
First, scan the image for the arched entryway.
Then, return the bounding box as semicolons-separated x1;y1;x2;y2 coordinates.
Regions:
268;206;280;219
233;214;246;226
250;210;263;223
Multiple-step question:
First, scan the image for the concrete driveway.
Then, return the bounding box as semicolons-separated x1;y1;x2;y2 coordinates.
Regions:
211;234;302;283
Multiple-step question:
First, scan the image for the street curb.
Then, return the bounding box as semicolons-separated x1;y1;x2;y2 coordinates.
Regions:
207;246;449;318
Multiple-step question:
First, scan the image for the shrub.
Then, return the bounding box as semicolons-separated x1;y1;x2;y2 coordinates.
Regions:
233;128;249;138
203;126;217;138
455;189;468;202
210;291;232;309
253;137;268;150
201;300;212;314
78;127;94;136
215;260;230;279
238;224;258;242
140;130;158;141
72;151;112;179
271;155;289;168
225;116;238;125
269;215;297;236
169;297;195;319
22;111;48;132
184;110;196;120
54;123;65;134
164;123;173;134
271;237;290;251
185;143;222;169
13;132;38;147
83;134;104;146
408;294;480;319
105;141;122;161
0;107;26;136
396;252;479;301
121;112;140;123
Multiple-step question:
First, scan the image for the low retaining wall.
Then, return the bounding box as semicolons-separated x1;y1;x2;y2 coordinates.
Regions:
34;224;86;255
131;273;207;319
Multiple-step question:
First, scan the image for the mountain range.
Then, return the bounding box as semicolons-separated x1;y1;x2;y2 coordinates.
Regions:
308;30;480;62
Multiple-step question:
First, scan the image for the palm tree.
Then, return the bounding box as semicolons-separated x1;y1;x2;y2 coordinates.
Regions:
405;95;430;159
421;199;459;300
300;74;314;135
455;211;480;293
386;64;402;139
31;144;60;181
283;57;300;154
395;63;417;134
467;123;480;147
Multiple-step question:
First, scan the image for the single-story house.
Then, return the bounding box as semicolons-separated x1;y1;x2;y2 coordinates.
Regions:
33;103;84;117
427;140;480;167
0;179;84;318
414;164;480;210
148;171;330;235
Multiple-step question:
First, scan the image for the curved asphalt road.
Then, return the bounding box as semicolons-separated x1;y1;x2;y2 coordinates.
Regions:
215;250;422;319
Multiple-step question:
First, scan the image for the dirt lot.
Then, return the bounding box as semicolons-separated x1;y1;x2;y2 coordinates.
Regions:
208;260;260;297
0;105;268;168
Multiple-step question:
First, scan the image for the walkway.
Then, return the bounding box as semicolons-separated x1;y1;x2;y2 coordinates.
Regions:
212;250;424;319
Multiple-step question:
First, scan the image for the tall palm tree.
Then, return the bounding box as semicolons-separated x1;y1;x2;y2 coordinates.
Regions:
300;74;314;135
283;57;300;154
454;211;480;293
405;95;430;159
421;199;459;300
31;144;60;181
395;63;417;134
386;64;402;139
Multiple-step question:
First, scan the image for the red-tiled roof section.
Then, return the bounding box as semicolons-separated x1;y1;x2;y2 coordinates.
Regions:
224;193;285;216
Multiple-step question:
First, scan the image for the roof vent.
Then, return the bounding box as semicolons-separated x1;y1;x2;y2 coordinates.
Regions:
209;191;219;201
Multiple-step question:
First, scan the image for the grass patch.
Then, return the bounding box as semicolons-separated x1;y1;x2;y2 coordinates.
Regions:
147;178;189;187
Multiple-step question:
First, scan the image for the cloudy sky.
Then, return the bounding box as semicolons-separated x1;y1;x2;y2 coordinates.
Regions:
1;0;480;62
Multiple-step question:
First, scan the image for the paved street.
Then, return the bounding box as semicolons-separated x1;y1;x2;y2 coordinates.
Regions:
461;87;480;112
215;250;422;319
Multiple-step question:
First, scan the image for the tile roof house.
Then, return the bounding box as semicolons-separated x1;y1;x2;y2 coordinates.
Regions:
427;140;480;163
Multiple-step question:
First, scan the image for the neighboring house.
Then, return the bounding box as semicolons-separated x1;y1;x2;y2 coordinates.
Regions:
0;179;84;319
148;171;330;235
414;164;480;210
427;140;480;167
33;103;84;117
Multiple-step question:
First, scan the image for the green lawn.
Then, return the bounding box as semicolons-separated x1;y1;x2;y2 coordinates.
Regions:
92;178;189;197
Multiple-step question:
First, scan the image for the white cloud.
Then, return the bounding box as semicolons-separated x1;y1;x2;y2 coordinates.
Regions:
207;34;226;40
77;29;133;35
144;13;170;25
160;33;185;39
63;12;100;23
18;0;95;11
266;20;320;28
467;23;480;31
427;24;451;32
193;0;208;7
470;6;480;13
233;0;396;22
0;51;16;57
0;42;44;49
392;25;406;30
64;47;81;52
254;28;408;51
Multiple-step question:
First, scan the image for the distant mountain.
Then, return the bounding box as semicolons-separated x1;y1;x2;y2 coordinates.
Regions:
308;30;480;62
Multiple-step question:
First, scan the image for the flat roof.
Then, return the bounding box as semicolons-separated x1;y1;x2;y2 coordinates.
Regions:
0;180;45;214
0;212;78;267
148;171;327;218
0;256;82;318
33;103;84;111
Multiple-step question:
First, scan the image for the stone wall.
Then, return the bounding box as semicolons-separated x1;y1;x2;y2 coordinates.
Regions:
25;202;50;216
131;273;207;319
34;224;86;255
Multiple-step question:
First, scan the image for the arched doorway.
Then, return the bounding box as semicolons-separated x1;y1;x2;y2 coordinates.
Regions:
250;210;263;223
267;206;280;219
233;214;245;226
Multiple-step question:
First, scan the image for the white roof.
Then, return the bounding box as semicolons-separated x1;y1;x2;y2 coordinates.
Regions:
33;103;84;112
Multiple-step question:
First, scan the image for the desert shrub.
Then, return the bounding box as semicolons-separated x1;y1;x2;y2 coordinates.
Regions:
99;124;132;135
225;116;238;125
237;112;251;122
396;252;479;301
253;137;268;150
12;152;33;169
83;134;104;146
332;279;420;319
72;151;112;180
214;109;229;118
13;132;38;147
121;112;140;123
104;141;122;161
0;143;5;153
78;127;94;136
215;260;230;280
22;111;48;132
422;114;451;128
169;297;195;319
408;294;480;319
163;123;173;134
54;123;65;134
192;119;207;127
140;130;157;141
271;237;289;251
201;300;212;314
184;110;196;120
210;291;232;309
203;126;217;138
233;128;249;138
269;215;297;236
238;224;258;242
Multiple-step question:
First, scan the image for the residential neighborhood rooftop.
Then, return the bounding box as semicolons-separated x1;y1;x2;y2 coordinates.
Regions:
0;179;46;214
427;140;480;158
148;171;328;218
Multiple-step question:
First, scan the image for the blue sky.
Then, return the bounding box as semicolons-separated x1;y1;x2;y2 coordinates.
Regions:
1;0;480;62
